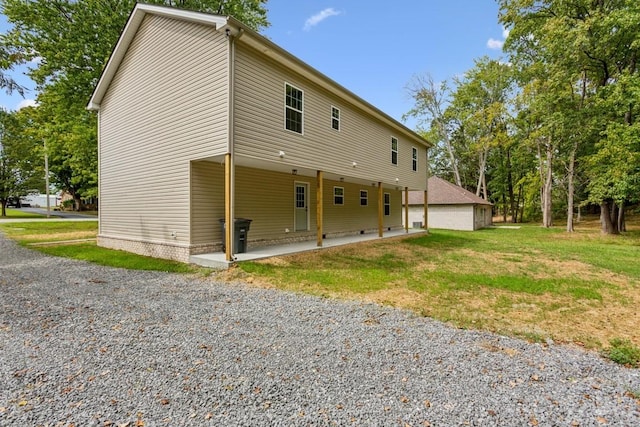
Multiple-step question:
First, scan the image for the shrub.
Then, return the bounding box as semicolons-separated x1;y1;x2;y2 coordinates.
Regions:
606;338;640;367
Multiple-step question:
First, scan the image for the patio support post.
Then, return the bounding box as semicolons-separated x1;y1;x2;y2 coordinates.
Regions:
224;153;233;262
317;170;323;247
404;187;409;233
424;189;428;230
378;182;383;237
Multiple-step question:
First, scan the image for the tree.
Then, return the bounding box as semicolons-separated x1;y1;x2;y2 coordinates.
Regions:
404;74;462;185
0;0;269;209
447;58;514;201
499;0;640;233
0;108;42;216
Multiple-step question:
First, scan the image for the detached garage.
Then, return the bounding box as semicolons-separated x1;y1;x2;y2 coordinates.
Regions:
404;176;493;231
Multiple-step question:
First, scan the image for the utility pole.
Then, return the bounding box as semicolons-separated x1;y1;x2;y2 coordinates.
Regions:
44;140;50;218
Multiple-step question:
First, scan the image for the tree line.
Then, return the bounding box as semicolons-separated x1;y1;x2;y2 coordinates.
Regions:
405;0;639;234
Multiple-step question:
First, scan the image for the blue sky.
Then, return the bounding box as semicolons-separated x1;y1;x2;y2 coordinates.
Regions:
0;1;506;130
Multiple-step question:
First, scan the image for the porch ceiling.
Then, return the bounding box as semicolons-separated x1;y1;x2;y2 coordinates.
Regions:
198;154;420;190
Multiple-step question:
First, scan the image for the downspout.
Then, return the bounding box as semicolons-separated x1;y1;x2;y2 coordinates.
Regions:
225;26;244;262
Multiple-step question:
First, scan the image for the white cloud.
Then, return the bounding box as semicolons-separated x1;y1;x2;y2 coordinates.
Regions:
16;99;38;110
487;27;510;50
487;38;504;50
304;8;341;31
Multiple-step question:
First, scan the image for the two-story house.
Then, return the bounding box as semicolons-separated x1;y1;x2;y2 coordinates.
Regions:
88;3;430;266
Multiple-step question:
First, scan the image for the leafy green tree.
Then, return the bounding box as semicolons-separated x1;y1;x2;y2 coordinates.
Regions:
499;0;640;233
0;108;43;216
0;0;269;209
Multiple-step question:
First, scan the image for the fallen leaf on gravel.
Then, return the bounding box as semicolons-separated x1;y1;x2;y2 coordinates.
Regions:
529;416;539;426
18;400;28;407
117;423;130;427
424;400;431;408
135;420;144;427
487;410;497;416
160;398;169;405
596;417;608;424
570;422;580;427
422;421;432;427
205;413;213;420
0;407;5;413
400;396;409;403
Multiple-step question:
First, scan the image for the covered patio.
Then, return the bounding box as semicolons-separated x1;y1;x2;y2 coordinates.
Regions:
190;227;428;269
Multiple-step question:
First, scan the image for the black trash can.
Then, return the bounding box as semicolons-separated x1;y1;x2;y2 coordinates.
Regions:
219;218;252;253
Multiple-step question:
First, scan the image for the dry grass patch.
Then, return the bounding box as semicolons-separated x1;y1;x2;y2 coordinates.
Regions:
240;220;640;351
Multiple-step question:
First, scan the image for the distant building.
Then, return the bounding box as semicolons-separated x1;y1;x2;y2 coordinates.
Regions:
404;176;493;231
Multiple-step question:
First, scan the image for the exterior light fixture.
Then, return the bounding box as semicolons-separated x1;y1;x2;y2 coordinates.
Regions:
279;150;285;158
352;162;357;167
292;169;297;175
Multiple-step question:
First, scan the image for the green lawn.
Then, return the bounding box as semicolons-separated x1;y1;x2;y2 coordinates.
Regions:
0;220;204;274
239;223;640;352
2;216;639;360
1;208;46;219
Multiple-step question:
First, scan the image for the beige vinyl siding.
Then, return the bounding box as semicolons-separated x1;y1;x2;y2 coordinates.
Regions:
429;205;475;231
187;167;404;248
190;160;225;245
234;44;427;191
99;15;229;244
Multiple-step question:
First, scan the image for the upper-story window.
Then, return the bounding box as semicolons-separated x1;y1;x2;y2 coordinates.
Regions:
331;106;340;131
285;83;303;134
412;147;418;171
391;137;398;165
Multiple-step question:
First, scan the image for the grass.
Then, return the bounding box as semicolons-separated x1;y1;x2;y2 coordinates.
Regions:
0;220;204;274
2;214;639;361
1;208;46;219
237;219;640;353
606;338;640;367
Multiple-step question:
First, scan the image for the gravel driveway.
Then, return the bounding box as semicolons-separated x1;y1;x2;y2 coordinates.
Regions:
1;234;638;426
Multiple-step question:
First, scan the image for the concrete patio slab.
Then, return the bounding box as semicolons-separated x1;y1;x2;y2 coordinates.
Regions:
190;228;428;269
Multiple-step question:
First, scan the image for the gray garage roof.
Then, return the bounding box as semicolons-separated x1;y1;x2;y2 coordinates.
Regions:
404;176;493;206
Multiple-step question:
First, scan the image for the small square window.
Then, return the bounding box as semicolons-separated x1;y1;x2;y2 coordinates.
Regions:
391;137;398;165
331;106;340;131
334;186;344;205
360;190;368;206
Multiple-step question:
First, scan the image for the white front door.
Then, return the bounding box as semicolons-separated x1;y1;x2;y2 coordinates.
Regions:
294;183;309;231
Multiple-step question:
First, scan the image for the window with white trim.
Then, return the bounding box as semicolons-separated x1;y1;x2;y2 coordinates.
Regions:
391;137;398;165
331;106;340;131
334;186;344;205
384;193;391;216
360;190;368;206
412;147;418;171
285;83;303;134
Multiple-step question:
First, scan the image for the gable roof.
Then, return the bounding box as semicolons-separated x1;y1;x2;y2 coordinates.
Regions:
404;176;492;206
87;3;430;149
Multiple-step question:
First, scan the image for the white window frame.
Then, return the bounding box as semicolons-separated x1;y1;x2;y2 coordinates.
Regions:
334;186;344;205
391;137;398;165
331;106;340;131
284;82;304;134
384;192;391;216
412;147;418;172
360;190;368;206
